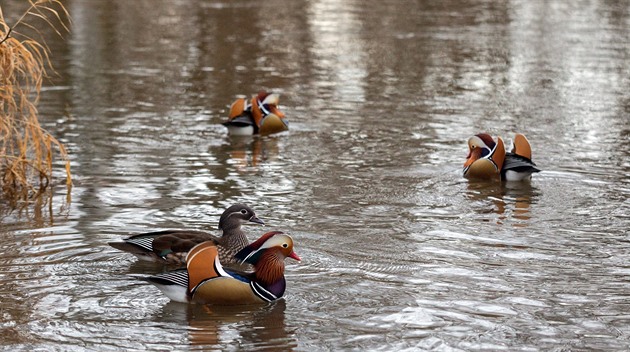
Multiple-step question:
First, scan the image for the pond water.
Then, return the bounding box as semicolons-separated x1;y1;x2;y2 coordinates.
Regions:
1;0;629;350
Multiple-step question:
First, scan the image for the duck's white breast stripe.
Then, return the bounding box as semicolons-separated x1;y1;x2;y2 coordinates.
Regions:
257;100;271;116
250;282;277;302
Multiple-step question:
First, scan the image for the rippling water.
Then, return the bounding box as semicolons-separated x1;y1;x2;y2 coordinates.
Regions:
1;0;629;350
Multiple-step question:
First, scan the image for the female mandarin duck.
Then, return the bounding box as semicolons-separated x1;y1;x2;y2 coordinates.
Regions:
108;203;264;265
223;90;289;136
143;231;300;305
464;133;541;181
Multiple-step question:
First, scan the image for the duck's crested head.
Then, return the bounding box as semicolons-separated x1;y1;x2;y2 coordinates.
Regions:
464;134;506;179
464;134;491;169
256;91;284;116
218;203;264;230
235;231;301;265
235;231;299;290
255;90;279;104
468;133;495;153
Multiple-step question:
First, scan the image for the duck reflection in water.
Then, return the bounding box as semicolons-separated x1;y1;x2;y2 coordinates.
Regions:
224;136;281;172
159;300;296;348
465;181;540;226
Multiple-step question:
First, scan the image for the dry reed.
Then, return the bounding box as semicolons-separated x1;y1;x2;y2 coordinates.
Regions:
0;0;71;202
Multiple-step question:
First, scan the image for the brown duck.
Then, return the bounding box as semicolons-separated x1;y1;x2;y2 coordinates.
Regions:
108;203;264;265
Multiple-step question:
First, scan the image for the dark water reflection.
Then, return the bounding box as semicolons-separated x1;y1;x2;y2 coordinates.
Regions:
1;0;629;350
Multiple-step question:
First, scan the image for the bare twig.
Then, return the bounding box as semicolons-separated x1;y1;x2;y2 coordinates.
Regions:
0;26;11;45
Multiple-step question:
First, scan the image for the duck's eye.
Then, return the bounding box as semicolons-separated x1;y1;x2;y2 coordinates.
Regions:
471;146;476;149
282;243;288;248
240;209;247;215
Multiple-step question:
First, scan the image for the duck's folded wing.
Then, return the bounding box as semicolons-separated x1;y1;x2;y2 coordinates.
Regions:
142;269;190;303
109;230;218;262
503;153;540;172
145;269;189;287
150;232;218;256
512;133;533;160
223;115;254;127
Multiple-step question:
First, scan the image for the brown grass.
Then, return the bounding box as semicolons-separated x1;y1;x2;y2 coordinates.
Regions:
0;0;71;202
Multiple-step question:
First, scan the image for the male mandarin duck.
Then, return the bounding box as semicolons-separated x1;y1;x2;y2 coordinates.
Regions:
108;203;264;265
223;90;289;136
464;133;541;181
143;231;300;305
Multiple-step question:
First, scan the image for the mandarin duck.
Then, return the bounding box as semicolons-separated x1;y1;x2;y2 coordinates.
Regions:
223;91;288;136
464;133;541;181
143;231;300;305
108;203;264;265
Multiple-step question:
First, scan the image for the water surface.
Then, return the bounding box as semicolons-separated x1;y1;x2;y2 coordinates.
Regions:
1;0;629;350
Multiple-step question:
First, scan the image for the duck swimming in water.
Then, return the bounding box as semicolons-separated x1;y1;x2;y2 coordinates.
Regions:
143;231;300;305
223;91;288;136
108;203;264;265
463;133;541;181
